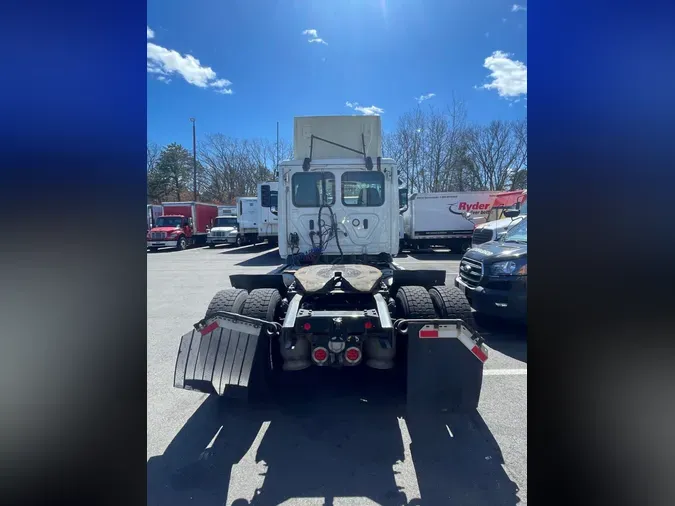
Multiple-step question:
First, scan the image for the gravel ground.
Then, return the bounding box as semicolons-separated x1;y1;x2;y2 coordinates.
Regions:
147;244;527;505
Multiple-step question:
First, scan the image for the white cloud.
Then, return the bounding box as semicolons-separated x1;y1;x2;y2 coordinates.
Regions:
303;28;327;45
415;93;436;104
147;26;155;39
209;78;232;89
345;101;384;116
146;33;233;95
479;50;527;98
511;4;527;12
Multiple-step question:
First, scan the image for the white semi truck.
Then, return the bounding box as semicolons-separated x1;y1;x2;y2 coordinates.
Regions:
257;181;279;246
401;191;499;252
172;115;489;413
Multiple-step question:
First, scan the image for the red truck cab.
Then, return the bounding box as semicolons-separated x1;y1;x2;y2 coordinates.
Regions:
147;215;193;251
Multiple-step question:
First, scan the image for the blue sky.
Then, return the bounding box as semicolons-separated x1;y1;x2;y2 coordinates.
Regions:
147;0;527;148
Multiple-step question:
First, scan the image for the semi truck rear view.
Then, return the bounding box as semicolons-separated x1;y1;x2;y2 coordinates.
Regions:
172;115;488;413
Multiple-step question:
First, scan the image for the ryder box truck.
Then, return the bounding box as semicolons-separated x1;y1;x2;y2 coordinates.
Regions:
401;191;499;252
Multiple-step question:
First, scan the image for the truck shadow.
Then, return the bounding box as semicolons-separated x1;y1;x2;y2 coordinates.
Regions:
235;249;283;267
219;243;276;255
148;370;520;506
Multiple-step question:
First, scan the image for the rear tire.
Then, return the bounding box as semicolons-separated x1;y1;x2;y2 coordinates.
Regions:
395;286;436;319
240;289;282;399
428;285;478;333
204;288;249;318
394;286;436;386
428;285;483;412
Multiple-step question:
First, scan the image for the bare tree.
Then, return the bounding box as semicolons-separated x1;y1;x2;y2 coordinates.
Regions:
465;120;527;191
198;135;289;204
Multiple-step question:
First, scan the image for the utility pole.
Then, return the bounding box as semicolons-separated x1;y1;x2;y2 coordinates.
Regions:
190;117;197;201
276;121;280;177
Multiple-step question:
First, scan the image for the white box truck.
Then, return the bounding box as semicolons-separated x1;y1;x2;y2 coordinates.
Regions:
235;196;259;245
402;191;499;252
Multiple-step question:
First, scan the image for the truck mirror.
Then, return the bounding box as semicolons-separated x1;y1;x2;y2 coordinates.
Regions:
270;205;278;216
398;188;408;209
260;185;271;207
504;209;520;218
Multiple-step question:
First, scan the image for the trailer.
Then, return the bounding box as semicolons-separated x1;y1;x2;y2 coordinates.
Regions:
258;181;279;246
147;201;218;251
401;192;498;252
172;116;488;412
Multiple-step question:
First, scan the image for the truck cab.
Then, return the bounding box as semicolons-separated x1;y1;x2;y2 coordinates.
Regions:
258;181;279;245
471;190;527;247
147;215;193;251
277;158;403;262
278;115;405;263
206;215;239;248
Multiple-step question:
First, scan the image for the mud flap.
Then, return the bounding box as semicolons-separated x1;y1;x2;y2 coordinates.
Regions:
402;319;488;413
174;312;277;397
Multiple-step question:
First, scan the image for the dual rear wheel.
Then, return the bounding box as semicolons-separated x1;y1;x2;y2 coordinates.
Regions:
205;287;282;400
395;284;476;331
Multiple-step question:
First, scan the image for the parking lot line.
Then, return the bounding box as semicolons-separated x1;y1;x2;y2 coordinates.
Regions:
483;368;527;376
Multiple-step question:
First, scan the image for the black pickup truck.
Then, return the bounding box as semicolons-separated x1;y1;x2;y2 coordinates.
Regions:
455;217;527;322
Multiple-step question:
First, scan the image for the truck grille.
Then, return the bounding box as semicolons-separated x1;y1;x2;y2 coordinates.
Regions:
472;228;494;246
459;258;483;288
151;232;166;240
212;231;226;237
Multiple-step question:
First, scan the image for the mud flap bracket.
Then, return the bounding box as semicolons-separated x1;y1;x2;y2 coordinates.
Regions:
174;312;279;396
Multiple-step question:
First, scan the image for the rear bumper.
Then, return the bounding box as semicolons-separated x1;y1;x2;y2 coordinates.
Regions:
147;240;178;248
455;276;527;321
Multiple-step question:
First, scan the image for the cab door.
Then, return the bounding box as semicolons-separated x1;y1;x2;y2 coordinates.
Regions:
337;171;388;247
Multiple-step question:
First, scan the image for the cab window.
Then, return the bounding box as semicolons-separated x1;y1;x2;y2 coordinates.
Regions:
292;172;335;207
341;171;385;207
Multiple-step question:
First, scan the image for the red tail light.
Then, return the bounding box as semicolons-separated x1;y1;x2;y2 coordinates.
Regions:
364;321;373;329
303;322;311;331
344;347;361;364
312;347;328;364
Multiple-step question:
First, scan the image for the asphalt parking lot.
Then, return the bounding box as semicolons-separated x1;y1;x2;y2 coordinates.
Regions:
147;243;527;505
